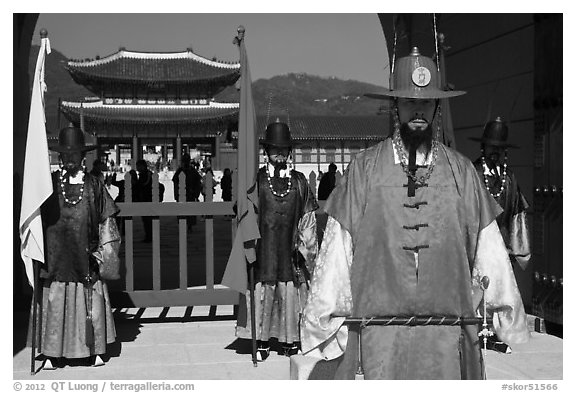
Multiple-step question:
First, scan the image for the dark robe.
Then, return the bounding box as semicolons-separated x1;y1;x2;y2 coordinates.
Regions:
255;167;318;282
235;167;318;341
41;171;119;282
32;171;119;359
473;158;531;266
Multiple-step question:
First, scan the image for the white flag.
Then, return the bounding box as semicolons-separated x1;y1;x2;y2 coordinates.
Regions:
19;36;53;289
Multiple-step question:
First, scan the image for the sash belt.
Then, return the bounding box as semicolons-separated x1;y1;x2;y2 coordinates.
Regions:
343;316;491;326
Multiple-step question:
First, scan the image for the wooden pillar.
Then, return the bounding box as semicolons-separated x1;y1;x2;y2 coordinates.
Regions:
340;140;346;173
176;134;182;166
214;134;221;170
115;144;121;168
316;140;321;173
85;135;98;172
132;133;139;167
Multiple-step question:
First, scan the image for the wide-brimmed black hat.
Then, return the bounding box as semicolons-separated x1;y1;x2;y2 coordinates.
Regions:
365;47;466;100
469;117;518;148
261;121;295;148
50;125;97;153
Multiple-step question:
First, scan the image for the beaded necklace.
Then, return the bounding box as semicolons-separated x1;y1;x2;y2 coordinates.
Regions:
59;170;85;205
391;116;440;186
266;164;292;198
481;151;508;198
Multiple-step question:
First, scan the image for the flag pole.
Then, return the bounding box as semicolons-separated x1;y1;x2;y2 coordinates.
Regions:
248;262;257;366
227;24;261;367
235;26;259;367
30;260;40;375
27;27;51;375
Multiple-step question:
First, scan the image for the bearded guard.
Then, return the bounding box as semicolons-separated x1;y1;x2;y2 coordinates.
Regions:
470;117;532;353
30;125;120;371
295;47;530;380
235;120;318;361
470;117;531;268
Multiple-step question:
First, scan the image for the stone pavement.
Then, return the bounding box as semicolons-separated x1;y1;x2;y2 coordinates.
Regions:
13;306;562;380
13;305;291;380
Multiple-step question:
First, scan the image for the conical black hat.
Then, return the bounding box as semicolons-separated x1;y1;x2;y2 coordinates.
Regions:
50;125;97;153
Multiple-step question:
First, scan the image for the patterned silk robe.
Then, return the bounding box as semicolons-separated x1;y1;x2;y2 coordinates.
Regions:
299;139;530;379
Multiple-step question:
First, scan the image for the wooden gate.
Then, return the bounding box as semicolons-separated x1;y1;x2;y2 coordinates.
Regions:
111;171;238;308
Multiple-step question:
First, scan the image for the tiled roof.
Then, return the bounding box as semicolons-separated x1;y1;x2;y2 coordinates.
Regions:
58;100;390;141
66;49;240;85
61;100;238;122
255;115;391;141
60;100;239;138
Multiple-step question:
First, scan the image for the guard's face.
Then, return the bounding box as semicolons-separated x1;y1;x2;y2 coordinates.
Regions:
483;144;506;165
266;146;291;165
397;98;438;131
60;151;84;173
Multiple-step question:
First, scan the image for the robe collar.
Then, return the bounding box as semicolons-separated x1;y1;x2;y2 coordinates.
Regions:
267;162;290;178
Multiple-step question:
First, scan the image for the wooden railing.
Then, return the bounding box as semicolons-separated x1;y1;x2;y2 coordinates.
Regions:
113;171;237;308
110;169;330;309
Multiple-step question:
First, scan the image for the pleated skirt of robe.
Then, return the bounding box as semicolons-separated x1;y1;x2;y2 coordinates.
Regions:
236;281;307;344
30;280;116;359
331;325;483;379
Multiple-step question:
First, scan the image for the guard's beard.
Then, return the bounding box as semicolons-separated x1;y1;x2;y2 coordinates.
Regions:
273;161;287;170
63;163;82;177
400;122;434;159
269;155;288;170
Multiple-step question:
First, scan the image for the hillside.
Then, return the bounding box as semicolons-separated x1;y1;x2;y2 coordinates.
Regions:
28;45;94;135
29;45;391;134
216;73;390;117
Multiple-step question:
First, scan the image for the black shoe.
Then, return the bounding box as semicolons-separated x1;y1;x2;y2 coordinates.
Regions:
42;358;57;370
256;346;270;362
282;345;299;357
90;355;105;367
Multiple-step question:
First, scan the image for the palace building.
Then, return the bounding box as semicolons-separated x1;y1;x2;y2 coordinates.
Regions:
58;46;391;183
59;47;242;170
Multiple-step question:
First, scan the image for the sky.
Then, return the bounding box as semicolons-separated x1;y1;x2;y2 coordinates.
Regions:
32;13;390;87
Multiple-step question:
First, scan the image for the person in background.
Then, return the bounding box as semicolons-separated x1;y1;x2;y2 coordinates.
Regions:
106;169;136;236
33;125;120;370
134;159;153;242
201;159;217;200
298;47;529;380
172;153;202;228
89;159;105;182
317;162;337;201
221;168;233;202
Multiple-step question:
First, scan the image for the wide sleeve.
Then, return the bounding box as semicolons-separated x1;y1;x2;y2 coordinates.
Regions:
298;211;318;274
94;181;122;280
323;155;367;239
471;220;530;346
301;216;353;360
459;158;503;265
301;172;319;215
508;179;531;268
97;177;120;222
